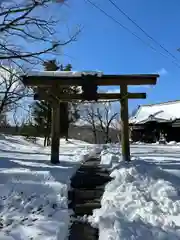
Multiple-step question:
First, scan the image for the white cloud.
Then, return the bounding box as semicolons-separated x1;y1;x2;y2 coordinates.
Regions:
98;87;120;94
105;88;120;93
157;68;168;76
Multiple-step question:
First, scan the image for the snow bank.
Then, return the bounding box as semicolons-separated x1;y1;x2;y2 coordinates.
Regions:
89;151;180;239
100;150;113;168
167;141;177;145
100;150;121;169
0;135;94;240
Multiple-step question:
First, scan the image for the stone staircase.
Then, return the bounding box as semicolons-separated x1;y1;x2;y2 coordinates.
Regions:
68;157;112;240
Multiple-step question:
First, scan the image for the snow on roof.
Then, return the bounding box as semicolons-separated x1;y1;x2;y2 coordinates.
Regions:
26;71;103;77
130;100;180;124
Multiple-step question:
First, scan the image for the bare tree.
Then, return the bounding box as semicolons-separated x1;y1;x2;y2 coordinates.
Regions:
0;66;29;115
80;102;99;143
110;114;121;143
80;102;119;144
0;0;80;127
12;109;19;133
96;102;118;143
12;107;26;134
0;110;8;128
0;0;78;67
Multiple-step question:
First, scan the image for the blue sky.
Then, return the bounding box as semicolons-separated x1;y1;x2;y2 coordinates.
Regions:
50;0;180;113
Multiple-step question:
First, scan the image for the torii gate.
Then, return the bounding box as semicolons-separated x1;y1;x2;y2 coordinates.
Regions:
22;72;159;163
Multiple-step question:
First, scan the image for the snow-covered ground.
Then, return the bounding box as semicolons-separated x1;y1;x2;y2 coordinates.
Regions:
2;134;180;240
89;144;180;240
0;134;95;240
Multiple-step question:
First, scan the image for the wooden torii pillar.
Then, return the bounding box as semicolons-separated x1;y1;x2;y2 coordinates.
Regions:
120;84;130;161
51;99;60;164
22;73;159;164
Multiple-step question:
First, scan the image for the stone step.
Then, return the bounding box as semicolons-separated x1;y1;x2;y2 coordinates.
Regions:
71;179;106;189
76;169;111;178
86;157;101;162
72;168;111;177
69;198;100;208
85;159;100;163
71;185;105;191
71;174;111;188
78;166;109;174
68;189;103;202
82;163;100;168
69;222;98;240
72;202;101;216
79;165;99;170
71;170;111;181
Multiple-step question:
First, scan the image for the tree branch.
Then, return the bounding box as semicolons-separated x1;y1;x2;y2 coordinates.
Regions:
0;0;77;63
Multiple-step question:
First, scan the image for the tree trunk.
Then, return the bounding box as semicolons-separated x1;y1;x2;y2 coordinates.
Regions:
105;129;109;143
44;136;47;147
93;129;97;144
47;136;51;146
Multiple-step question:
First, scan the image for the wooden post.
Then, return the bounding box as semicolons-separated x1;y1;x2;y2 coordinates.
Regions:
120;84;130;161
51;99;60;164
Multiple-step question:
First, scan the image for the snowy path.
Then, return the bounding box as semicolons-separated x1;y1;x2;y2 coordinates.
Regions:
89;144;180;240
0;135;95;240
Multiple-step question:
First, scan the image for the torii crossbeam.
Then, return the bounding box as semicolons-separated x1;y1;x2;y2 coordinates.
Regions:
22;71;159;163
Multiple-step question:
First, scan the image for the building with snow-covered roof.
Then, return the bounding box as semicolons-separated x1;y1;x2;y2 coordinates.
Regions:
129;100;180;142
